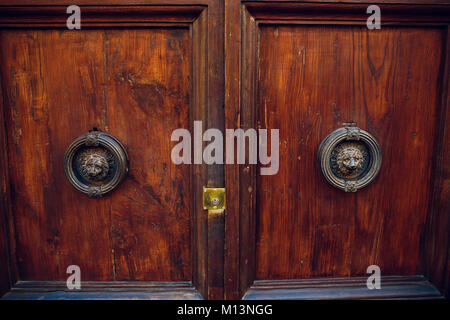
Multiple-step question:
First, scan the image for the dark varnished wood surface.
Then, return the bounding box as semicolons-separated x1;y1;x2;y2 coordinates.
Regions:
255;25;444;279
224;0;241;300
0;28;192;281
0;1;225;299
0;75;11;296
104;29;192;281
0;0;448;300
424;27;450;298
234;1;450;299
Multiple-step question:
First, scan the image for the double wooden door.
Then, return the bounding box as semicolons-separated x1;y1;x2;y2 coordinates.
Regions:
0;0;449;300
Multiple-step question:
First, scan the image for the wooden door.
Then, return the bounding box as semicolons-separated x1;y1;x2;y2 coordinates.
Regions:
0;0;224;300
224;1;450;300
1;0;449;301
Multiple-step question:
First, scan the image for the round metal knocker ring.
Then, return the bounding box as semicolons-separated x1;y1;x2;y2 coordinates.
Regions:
64;130;129;197
317;126;381;192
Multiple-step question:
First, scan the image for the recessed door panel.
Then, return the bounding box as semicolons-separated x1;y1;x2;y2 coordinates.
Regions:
256;25;443;280
1;28;192;281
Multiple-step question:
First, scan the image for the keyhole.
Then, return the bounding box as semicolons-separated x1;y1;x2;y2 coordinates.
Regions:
211;198;220;206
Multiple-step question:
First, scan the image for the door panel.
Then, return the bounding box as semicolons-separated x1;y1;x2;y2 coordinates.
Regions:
0;2;224;299
227;1;450;300
1;28;191;281
256;25;442;280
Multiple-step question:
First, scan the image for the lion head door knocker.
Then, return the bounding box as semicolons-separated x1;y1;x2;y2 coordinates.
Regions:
317;123;381;192
64;129;129;197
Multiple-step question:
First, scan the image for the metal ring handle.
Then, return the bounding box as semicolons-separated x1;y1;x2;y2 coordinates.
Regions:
317;125;381;192
64;130;129;197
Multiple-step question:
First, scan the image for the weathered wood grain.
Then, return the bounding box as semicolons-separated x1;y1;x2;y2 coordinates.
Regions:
206;0;225;300
1;30;114;280
0;28;192;281
105;28;192;281
255;25;444;280
0;0;225;299
0;0;448;301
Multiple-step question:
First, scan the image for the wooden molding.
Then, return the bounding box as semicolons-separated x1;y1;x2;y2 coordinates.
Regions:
0;6;206;27
0;61;13;297
245;2;450;24
2;281;202;300
243;275;444;300
0;0;209;5
224;0;241;300
423;26;450;298
2;276;443;300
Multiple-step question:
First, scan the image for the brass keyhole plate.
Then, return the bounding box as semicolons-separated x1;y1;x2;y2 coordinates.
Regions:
203;187;225;211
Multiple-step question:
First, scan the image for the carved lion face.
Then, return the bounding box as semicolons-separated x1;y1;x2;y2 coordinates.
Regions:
80;153;109;181
331;142;368;179
337;147;364;173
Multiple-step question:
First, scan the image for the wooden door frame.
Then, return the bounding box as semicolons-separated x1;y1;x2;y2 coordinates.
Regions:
224;0;450;300
0;0;225;300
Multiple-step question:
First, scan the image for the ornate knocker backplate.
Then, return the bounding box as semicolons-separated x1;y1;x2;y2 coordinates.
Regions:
317;124;381;192
64;130;129;197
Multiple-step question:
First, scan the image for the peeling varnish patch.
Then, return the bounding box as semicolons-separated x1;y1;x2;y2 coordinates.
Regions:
13;127;22;147
297;46;306;66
